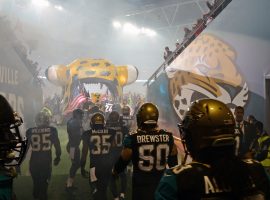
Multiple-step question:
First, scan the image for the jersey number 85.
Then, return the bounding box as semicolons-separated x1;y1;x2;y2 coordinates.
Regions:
31;134;51;151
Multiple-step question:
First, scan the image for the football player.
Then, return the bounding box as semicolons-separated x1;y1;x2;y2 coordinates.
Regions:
66;108;84;191
120;105;133;130
113;103;178;200
81;113;116;200
26;112;61;200
106;111;129;200
0;94;27;200
155;99;270;199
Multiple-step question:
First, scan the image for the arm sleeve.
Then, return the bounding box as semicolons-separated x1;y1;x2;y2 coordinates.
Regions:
113;134;133;173
110;129;116;143
122;126;129;137
123;134;133;148
155;169;178;200
168;155;178;168
114;155;130;174
52;128;61;158
168;134;178;167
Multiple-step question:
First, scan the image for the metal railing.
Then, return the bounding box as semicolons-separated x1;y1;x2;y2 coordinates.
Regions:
144;0;232;87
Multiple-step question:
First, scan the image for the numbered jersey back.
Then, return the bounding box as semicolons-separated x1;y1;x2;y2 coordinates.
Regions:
82;128;116;167
121;115;133;129
125;129;174;175
26;127;57;161
106;123;129;149
90;129;113;155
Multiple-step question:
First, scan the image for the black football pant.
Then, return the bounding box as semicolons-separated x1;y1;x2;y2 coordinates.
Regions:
67;146;80;178
132;174;162;200
30;162;51;200
110;170;127;198
92;166;112;200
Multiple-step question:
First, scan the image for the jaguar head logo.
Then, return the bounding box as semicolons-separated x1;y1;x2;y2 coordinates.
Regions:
166;33;249;120
46;58;138;114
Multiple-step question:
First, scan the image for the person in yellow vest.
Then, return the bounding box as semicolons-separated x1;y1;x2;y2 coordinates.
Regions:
254;122;270;176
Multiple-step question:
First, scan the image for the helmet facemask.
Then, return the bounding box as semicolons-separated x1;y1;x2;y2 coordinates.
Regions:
0;112;27;167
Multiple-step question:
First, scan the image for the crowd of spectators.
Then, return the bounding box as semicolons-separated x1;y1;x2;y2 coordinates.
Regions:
13;41;43;86
0;15;42;86
163;0;228;65
43;92;145;125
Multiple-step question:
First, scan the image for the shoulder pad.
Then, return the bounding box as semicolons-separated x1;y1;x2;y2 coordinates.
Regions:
171;162;210;175
159;129;173;136
129;130;138;135
242;159;261;165
159;128;167;132
84;130;91;135
172;164;193;175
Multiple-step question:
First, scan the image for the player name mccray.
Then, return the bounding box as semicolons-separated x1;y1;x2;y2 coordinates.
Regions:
137;134;169;143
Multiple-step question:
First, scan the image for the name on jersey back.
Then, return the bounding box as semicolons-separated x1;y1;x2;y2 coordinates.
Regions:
137;134;169;143
31;128;51;133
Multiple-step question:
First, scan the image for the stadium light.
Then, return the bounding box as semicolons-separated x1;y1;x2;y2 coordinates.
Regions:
141;27;157;37
113;20;157;37
31;0;50;8
113;21;122;29
54;5;63;11
123;23;140;35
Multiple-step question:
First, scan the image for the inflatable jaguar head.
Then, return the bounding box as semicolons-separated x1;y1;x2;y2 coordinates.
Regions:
166;33;249;120
46;58;138;114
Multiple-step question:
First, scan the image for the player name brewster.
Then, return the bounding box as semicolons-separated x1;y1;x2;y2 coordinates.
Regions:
137;135;169;143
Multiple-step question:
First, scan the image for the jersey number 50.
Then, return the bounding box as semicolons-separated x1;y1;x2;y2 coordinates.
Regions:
139;144;169;171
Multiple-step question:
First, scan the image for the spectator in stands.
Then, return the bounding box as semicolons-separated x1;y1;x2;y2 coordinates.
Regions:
247;115;264;133
207;0;223;18
206;0;214;10
203;12;213;25
194;18;205;37
175;42;181;57
175;42;180;49
183;27;191;39
163;46;172;61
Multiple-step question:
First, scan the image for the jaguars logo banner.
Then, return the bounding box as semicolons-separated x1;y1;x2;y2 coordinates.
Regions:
165;33;249;121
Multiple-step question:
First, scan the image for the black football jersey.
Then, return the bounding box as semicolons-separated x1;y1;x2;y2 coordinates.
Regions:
123;129;174;176
106;122;129;151
26;126;61;164
156;159;270;200
121;115;133;129
82;128;116;168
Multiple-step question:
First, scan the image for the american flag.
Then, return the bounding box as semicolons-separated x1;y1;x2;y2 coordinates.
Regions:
64;93;87;115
